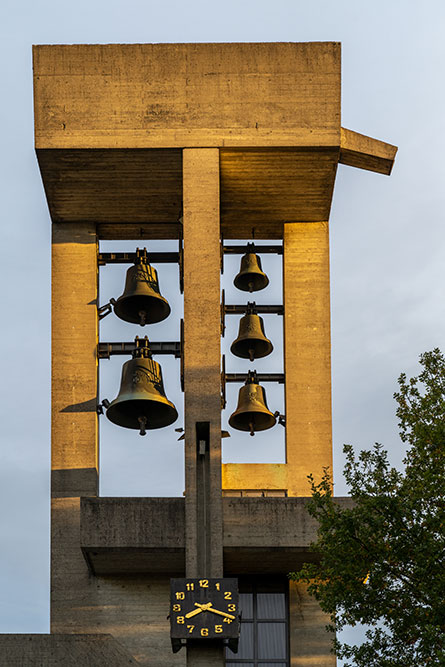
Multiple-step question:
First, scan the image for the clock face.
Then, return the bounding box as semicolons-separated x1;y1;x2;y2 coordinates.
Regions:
170;578;240;642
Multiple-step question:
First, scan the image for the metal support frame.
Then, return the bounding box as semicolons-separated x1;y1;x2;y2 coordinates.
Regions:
220;289;283;336
98;341;181;359
223;244;283;255
225;373;285;383
220;354;284;409
98;238;184;294
220;242;282;275
98;251;180;265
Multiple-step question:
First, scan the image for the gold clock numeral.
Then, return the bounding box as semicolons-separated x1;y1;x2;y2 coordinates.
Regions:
176;616;185;624
173;604;181;612
176;592;185;600
224;592;232;600
228;604;236;611
199;579;209;588
186;582;195;591
187;625;195;633
215;624;223;633
215;582;221;590
223;617;232;624
200;628;209;637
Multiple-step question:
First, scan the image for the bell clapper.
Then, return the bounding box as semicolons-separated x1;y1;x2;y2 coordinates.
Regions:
248;348;255;362
138;415;148;436
249;422;255;437
139;310;147;326
248;281;254;293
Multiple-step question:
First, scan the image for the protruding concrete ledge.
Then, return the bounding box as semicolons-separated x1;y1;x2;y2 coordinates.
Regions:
340;127;398;175
81;497;353;575
0;634;137;666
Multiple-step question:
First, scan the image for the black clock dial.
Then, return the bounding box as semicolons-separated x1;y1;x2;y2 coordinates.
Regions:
170;577;240;644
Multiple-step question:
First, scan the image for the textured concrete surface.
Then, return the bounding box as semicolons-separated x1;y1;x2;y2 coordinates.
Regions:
183;149;224;665
283;222;333;495
51;222;98;496
289;582;336;666
183;149;223;580
33;43;341;149
34;44;395;239
0;634;136;666
52;499;185;666
80;497;353;575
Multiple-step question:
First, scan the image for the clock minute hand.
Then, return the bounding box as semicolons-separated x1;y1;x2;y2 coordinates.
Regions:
205;603;236;620
185;602;212;619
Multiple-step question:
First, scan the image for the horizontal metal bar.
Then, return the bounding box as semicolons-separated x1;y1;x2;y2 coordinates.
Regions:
98;252;180;265
225;304;284;315
225;373;285;384
98;341;181;359
223;244;283;255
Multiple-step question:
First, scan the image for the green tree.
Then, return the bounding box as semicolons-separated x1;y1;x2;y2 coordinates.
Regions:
291;349;445;666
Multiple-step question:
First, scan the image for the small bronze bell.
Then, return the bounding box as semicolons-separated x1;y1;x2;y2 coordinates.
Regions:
230;303;273;361
228;371;276;436
113;248;171;325
233;243;269;293
106;337;178;435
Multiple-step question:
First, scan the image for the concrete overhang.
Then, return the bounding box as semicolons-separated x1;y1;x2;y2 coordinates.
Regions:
80;496;353;576
33;42;396;239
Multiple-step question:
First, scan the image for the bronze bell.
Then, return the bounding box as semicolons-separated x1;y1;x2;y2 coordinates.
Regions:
113;248;171;325
228;371;276;436
233;243;269;293
106;337;178;435
230;302;273;362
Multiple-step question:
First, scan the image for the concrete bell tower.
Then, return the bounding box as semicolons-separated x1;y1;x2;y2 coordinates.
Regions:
0;42;396;666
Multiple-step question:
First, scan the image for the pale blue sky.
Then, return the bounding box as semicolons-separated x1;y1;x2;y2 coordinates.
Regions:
1;1;444;662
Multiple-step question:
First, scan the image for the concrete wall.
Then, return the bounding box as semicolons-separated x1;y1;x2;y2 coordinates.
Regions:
0;635;137;666
51;498;185;666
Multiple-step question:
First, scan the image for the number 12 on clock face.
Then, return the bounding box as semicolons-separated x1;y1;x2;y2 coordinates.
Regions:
170;578;240;647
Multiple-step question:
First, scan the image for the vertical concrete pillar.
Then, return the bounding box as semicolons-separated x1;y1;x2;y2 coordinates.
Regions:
283;222;333;496
51;222;98;498
183;149;224;666
289;581;336;666
51;222;98;629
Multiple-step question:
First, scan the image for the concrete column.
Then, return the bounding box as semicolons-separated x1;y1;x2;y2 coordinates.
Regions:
183;148;224;666
283;222;333;495
51;222;98;631
51;222;99;498
289;581;336;666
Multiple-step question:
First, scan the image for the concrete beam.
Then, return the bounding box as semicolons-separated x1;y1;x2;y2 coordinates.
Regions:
33;43;341;150
80;497;352;575
340;127;397;175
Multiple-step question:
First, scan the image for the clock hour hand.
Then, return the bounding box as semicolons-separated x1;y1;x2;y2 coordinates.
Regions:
204;603;236;620
185;602;212;618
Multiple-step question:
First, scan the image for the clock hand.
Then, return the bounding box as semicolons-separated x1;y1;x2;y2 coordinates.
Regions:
184;602;212;618
204;603;236;620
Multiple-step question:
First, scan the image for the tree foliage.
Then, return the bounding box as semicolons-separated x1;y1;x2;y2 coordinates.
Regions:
291;349;445;666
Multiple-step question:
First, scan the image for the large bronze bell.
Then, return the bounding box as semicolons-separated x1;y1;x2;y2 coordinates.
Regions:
106;337;178;435
233;243;269;293
231;302;273;361
113;248;171;325
228;371;276;436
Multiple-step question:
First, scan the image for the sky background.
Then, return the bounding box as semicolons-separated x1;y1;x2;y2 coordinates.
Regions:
1;0;444;662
